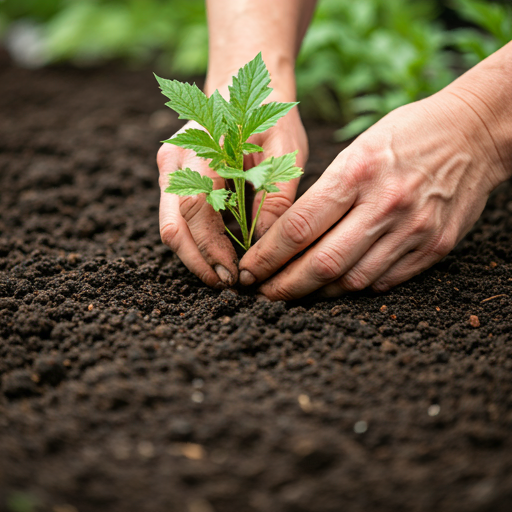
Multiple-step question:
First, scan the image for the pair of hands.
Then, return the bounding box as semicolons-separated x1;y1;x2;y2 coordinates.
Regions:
157;86;504;300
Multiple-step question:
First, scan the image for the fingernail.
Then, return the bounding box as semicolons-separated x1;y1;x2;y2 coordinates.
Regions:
240;270;256;286
215;265;233;286
255;293;270;303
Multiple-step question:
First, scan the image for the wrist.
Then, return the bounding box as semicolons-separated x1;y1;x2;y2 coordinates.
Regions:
442;43;512;186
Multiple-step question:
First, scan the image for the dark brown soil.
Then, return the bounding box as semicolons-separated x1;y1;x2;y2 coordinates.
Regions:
1;54;512;512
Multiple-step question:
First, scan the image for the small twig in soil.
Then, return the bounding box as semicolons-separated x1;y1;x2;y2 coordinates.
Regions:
480;294;508;303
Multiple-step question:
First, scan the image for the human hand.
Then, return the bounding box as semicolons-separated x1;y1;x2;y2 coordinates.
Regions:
157;93;308;289
157;120;238;288
238;87;509;299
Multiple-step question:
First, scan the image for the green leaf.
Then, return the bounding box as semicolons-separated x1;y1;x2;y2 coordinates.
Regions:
163;128;223;160
227;193;238;208
155;74;225;142
228;53;272;123
334;114;378;141
206;189;230;211
216;167;246;180
245;151;303;192
165;169;213;196
242;142;264;154
243;102;297;140
165;169;230;212
222;126;240;167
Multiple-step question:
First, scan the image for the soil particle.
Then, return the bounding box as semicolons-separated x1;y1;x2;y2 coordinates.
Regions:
0;58;512;512
469;314;481;328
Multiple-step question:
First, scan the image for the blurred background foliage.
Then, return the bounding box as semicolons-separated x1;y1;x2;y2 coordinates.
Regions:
1;0;511;138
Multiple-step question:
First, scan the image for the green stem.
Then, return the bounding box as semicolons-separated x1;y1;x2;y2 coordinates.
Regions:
224;225;246;250
248;191;267;249
235;176;248;247
227;203;242;226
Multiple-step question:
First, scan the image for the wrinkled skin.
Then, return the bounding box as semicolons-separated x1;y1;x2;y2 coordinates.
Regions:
238;88;507;300
157;93;308;289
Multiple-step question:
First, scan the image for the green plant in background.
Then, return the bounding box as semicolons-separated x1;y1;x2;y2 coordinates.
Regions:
0;0;208;73
1;0;510;136
156;54;302;251
450;0;512;66
296;0;456;139
6;491;38;512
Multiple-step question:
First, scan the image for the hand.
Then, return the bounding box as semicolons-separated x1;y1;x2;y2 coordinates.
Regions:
238;88;509;299
157;93;308;289
245;96;309;239
157;121;238;289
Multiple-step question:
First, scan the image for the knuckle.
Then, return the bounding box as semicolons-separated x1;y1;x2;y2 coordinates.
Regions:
310;249;344;282
410;206;438;235
266;283;294;302
342;152;371;184
430;232;455;258
261;193;294;217
412;216;434;236
197;268;216;287
340;268;370;291
343;147;386;183
252;246;278;274
372;280;392;293
282;210;315;246
160;222;181;251
379;183;409;215
179;195;203;222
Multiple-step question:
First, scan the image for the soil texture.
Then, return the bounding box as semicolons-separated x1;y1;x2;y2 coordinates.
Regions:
1;55;512;512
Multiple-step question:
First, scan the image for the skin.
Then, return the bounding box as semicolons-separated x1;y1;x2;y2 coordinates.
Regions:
157;0;314;289
158;1;512;299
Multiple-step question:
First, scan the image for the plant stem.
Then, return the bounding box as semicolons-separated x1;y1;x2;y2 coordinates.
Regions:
248;191;267;248
235;177;249;248
224;225;246;250
227;203;243;226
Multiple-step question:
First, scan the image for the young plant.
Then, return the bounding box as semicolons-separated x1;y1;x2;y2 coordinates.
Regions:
155;53;302;251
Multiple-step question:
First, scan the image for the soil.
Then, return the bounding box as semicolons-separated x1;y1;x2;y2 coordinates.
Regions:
1;53;512;512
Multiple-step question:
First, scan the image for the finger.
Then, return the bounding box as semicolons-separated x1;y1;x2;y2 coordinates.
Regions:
239;159;358;286
179;190;238;286
252;179;299;239
318;232;420;298
257;204;391;300
371;227;458;292
371;249;443;293
158;144;238;286
159;191;224;288
250;139;307;239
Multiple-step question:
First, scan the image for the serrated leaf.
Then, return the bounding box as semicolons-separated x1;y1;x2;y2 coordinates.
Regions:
242;102;298;140
165;169;213;196
155;74;225;142
242;142;264;154
206;189;230;211
245;151;303;192
264;184;280;193
228;53;272;123
164;128;223;160
223;126;239;167
216;167;246;180
227;193;238;208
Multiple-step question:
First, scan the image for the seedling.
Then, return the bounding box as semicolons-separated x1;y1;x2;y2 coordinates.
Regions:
155;53;302;251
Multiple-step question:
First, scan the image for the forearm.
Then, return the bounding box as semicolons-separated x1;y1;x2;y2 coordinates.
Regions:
205;0;317;98
445;41;512;185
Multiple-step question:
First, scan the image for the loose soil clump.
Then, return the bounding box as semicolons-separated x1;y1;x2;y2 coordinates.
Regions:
0;55;511;512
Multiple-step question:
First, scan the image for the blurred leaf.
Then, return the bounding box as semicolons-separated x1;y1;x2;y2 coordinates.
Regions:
1;0;508;138
335;114;379;141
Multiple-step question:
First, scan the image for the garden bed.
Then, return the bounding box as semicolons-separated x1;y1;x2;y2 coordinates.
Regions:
0;55;511;512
